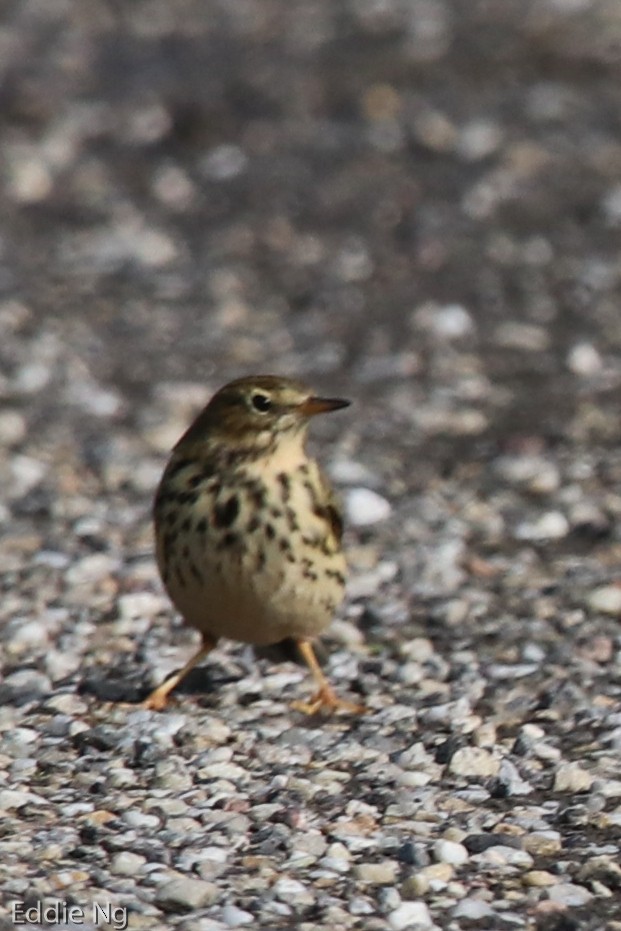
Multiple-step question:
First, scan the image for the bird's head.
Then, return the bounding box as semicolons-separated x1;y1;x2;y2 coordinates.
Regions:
175;375;350;455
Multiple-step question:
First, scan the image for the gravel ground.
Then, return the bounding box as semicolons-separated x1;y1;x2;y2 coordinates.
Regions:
3;1;621;929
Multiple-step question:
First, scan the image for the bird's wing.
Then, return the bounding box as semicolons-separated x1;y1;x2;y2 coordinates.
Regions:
316;470;344;548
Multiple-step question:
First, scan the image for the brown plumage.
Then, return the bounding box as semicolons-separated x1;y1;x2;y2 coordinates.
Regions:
144;375;363;714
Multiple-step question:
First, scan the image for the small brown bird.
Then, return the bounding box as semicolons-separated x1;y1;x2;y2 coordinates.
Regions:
145;375;363;714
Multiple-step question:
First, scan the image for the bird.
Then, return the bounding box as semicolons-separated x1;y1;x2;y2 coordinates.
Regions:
144;374;364;714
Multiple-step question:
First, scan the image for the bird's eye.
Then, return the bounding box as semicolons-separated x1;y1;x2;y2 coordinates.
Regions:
251;393;272;413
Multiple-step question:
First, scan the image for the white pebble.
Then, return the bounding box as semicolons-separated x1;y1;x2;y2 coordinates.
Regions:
329;458;379;486
547;882;593;907
9;455;47;497
107;768;137;789
133;228;178;268
6;620;49;651
201;144;248;180
273;878;313;904
347;560;398;599
457;119;503;161
110;851;147;875
4;726;39;746
595;779;621;799
497;759;533;796
0;410;26;445
156;877;218;909
349;896;375;915
397;770;433;788
494;321;550;351
602;184;621;226
122;810;161;830
553;762;594;793
67;378;122;417
33;551;71;569
399;637;436;663
117;592;165;621
65;553;120;586
320;856;352;874
587;585;621;617
389;901;433;930
4;670;52;694
45;649;81;682
412;302;475;339
515;511;569;541
452;898;495;920
496;454;560;494
7;152;52;202
472;846;534;868
353;861;399;884
15;361;53;393
448;747;500;778
58;802;95;818
345;487;392;526
433;839;469;866
567;342;602;376
0;789;45;809
221;905;255;927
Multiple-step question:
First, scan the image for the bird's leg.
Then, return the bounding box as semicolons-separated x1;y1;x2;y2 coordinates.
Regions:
292;639;366;715
142;634;217;711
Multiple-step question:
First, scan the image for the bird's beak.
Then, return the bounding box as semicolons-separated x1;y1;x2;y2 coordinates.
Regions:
301;396;351;417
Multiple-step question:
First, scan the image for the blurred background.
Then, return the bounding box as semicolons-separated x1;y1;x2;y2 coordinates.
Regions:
3;0;621;454
3;0;621;659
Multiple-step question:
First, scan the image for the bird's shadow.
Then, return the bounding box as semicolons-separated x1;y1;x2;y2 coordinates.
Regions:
78;664;239;705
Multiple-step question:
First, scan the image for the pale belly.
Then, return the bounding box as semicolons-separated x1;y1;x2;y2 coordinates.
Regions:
155;461;346;646
166;539;345;645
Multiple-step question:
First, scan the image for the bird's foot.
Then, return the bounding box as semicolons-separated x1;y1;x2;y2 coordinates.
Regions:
141;685;176;712
292;684;366;716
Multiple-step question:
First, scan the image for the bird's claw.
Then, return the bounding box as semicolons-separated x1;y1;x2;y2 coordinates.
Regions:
141;688;175;712
292;686;366;716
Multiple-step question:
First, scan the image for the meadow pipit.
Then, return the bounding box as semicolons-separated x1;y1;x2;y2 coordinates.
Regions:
145;375;363;714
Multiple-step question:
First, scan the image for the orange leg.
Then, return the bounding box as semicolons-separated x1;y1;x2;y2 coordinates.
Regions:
142;635;217;711
292;639;366;715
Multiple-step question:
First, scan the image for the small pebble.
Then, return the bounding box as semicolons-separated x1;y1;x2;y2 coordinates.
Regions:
388;901;433;930
515;511;570;541
0;789;45;809
273;877;314;905
221;905;255;927
451;898;496;920
412;302;475;339
553;762;594;794
546;883;593;907
471;846;534;869
587;585;621;617
523;870;556;887
407;862;454;893
345;488;392;526
567;342;602;376
457;119;503;161
448;747;500;778
155;877;219;910
201;144;248;180
0;410;27;445
110;851;147;875
353;861;399;885
349;896;375;915
523;832;562;857
433;840;469;867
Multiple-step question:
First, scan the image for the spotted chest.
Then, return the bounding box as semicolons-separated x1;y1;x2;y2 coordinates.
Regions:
153;455;347;645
